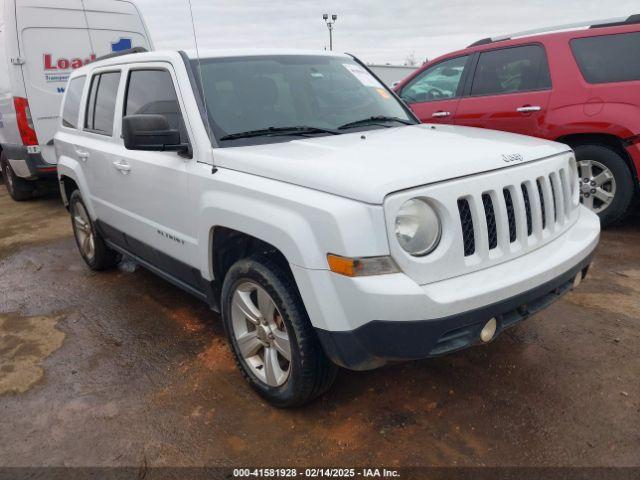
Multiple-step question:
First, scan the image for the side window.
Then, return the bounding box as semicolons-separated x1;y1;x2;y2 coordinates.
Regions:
124;69;186;141
84;71;121;135
571;32;640;84
62;76;86;129
400;56;468;104
471;45;551;96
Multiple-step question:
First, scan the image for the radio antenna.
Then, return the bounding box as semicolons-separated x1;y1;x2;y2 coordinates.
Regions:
186;0;217;173
79;0;96;57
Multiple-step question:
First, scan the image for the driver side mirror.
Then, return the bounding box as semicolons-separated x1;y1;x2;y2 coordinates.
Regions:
122;114;190;156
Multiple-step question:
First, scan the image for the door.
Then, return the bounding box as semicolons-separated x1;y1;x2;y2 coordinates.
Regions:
398;55;470;124
454;44;552;137
100;65;198;282
79;69;123;221
58;75;91;189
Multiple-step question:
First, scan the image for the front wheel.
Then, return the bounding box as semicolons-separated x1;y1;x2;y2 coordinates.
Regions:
574;144;634;227
221;255;337;407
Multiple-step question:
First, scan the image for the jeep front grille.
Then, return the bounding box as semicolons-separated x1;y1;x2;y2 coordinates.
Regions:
457;198;475;256
457;170;575;258
503;188;517;243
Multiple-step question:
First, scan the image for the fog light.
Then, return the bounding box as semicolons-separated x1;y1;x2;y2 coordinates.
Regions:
573;272;583;289
480;318;497;343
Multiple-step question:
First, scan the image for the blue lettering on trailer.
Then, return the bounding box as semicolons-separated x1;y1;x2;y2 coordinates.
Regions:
111;38;132;52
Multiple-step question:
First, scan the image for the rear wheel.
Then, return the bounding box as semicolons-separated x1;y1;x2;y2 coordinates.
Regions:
221;255;337;407
69;190;120;270
574;144;634;227
1;152;34;201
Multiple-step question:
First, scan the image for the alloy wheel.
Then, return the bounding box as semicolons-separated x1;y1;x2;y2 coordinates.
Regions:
72;201;96;260
230;281;291;387
577;159;616;214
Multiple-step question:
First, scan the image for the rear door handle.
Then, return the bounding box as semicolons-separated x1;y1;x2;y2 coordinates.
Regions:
112;160;131;174
432;111;451;118
75;149;90;162
516;105;541;113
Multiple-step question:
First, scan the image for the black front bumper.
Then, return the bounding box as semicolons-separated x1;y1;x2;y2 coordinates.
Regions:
316;254;593;371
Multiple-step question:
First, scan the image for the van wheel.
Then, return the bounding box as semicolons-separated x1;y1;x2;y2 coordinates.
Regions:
1;152;34;201
574;144;634;227
69;190;120;271
221;255;337;407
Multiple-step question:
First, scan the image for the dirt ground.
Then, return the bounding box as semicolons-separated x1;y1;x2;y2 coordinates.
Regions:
0;183;638;468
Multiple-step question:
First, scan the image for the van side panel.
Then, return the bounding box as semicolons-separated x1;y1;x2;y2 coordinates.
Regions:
82;0;152;53
14;0;151;167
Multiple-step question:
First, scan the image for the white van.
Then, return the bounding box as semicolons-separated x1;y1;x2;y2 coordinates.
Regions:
0;0;152;200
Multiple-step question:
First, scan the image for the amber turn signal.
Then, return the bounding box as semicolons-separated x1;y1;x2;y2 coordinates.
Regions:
327;254;399;277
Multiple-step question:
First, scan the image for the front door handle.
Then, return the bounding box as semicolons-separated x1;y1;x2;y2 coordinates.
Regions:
516;105;541;113
75;149;90;162
112;160;131;174
432;111;451;118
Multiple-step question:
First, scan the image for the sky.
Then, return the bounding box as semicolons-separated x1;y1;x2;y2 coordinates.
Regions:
135;0;638;65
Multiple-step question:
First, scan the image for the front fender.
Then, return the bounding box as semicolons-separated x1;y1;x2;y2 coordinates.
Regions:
195;169;390;280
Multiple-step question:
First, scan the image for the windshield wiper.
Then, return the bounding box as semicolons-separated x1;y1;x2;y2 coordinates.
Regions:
220;126;340;141
338;116;415;130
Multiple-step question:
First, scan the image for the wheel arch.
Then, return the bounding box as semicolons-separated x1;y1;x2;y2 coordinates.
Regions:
210;226;294;290
59;175;79;208
55;156;96;217
556;133;638;189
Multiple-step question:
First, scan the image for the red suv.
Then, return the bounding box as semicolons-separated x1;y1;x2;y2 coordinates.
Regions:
395;15;640;226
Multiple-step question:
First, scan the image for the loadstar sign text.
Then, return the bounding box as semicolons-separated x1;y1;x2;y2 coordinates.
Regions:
43;53;96;71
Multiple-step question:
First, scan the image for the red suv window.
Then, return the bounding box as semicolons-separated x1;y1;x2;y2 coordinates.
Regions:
470;45;551;96
571;32;640;84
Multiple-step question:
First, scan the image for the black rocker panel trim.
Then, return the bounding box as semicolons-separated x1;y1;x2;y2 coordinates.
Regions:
96;220;220;311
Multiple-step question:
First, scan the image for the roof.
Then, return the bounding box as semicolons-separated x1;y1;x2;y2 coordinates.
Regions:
181;48;350;60
68;48;352;79
467;14;640;48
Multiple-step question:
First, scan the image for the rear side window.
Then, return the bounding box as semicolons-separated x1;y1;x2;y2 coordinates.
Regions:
124;69;185;141
62;76;86;129
85;71;121;135
471;45;551;96
571;32;640;84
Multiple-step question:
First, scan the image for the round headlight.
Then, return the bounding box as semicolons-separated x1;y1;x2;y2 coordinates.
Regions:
395;198;441;256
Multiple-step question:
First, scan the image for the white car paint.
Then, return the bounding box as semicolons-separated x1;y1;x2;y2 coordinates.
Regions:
55;49;600;365
214;123;570;204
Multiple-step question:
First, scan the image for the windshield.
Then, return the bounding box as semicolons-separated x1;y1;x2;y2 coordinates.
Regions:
191;55;416;147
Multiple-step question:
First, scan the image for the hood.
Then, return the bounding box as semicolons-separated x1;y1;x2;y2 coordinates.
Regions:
214;124;571;204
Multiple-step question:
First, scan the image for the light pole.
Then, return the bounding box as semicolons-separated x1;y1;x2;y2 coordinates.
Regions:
322;13;337;51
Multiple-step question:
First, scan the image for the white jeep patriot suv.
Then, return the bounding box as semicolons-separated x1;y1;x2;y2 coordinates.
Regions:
55;49;600;407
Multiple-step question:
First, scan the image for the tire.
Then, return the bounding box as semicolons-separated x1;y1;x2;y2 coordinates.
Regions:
69;190;120;271
1;151;34;201
221;255;337;407
573;144;635;228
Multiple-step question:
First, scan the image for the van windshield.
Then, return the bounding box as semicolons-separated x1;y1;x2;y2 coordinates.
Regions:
192;55;416;147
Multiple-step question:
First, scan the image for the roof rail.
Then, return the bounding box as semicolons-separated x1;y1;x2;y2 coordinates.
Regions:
467;14;640;48
92;47;148;63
